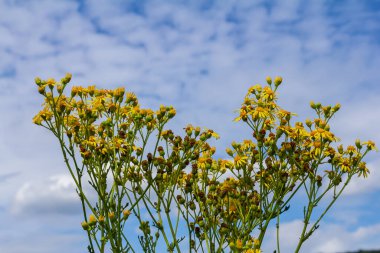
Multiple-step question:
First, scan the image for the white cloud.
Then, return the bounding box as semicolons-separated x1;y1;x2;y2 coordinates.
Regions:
262;220;380;253
11;174;80;216
0;0;380;252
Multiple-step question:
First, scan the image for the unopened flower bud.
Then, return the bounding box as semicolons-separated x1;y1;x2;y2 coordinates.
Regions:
81;221;89;230
333;103;341;112
38;86;45;95
323;106;331;116
274;76;283;86
71;88;77;97
266;76;272;85
355;139;362;149
123;209;131;219
168;108;176;119
226;148;234;157
35;77;42;86
98;215;105;224
316;175;322;187
189;202;196;210
337;144;344;154
305;119;312;128
62;73;72;85
108;212;115;220
176;195;186;205
186;128;192;136
57;84;64;94
88;214;97;225
333;175;342;186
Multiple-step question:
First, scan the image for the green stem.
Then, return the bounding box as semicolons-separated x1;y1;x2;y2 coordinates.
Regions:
276;212;280;253
294;181;316;253
304;175;353;244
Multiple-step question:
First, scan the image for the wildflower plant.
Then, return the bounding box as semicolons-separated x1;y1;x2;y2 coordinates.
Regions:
33;74;376;253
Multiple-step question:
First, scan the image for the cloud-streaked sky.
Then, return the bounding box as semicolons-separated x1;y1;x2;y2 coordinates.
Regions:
0;0;379;252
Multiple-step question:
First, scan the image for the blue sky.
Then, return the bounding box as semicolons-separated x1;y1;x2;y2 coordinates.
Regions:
0;0;380;252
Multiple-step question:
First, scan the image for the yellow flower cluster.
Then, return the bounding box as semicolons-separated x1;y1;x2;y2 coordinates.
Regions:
33;74;376;253
229;237;261;252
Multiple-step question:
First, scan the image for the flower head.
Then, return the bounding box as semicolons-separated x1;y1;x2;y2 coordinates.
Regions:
234;155;248;167
363;140;377;151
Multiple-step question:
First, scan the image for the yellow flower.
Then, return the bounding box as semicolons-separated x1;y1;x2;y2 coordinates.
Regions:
98;215;105;224
234;108;248;122
323;146;336;157
101;147;108;155
108;212;115;220
86;85;96;96
114;87;125;99
363;140;377;151
131;106;141;116
245;250;261;253
120;105;132;118
242;139;255;150
83;136;97;149
32;114;43;125
211;131;220;139
234;155;248;167
346;145;356;155
197;157;208;170
262;86;276;101
123;209;131;219
88;214;97;225
218;159;233;172
46;78;56;89
33;108;54;124
248;84;262;94
277;109;295;119
358;162;370;178
112;137;125;151
236;239;243;250
229;200;238;213
338;157;351;172
126;92;138;104
290;122;309;138
250;106;270;120
71;86;85;97
91;96;107;114
311;128;338;142
220;178;238;193
311;141;323;157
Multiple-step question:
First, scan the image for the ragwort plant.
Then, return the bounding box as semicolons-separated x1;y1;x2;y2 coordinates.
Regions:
33;74;376;253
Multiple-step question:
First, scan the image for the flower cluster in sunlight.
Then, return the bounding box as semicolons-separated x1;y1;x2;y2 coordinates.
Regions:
33;74;376;253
